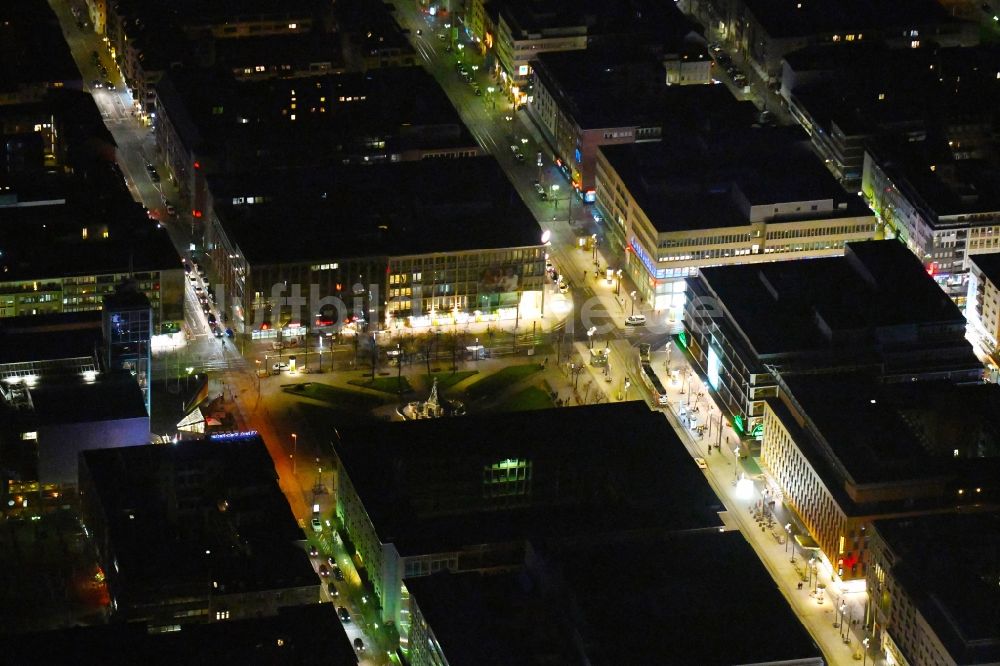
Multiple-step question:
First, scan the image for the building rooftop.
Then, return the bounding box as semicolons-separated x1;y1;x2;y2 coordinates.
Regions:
0;0;82;96
405;571;577;666
601;125;867;233
970;252;1000;287
533;47;712;130
406;531;822;666
867;134;1000;221
782;374;953;486
0;312;103;365
874;512;1000;665
744;0;957;39
211;157;542;264
156;66;473;171
334;402;724;557
80;436;316;605
501;0;697;42
696;241;969;358
0;603;359;666
29;371;148;426
211;32;346;78
0;177;180;283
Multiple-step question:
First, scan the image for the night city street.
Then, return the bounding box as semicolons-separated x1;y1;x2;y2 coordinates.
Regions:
0;0;998;664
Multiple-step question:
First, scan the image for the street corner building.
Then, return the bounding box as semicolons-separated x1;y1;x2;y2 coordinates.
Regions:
77;434;319;630
330;402;744;648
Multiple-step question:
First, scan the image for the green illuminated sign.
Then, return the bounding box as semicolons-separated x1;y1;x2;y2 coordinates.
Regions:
733;414;744;434
751;423;763;438
677;331;688;349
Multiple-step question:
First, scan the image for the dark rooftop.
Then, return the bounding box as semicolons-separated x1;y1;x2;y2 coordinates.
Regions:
778;374;944;487
157;66;473;171
0;0;82;95
0;311;103;365
406;531;822;666
874;512;1000;665
554;532;821;665
971;252;1000;287
404;571;578;666
211;157;543;264
696;241;968;357
601;125;868;232
81;436;316;605
0;603;359;666
0;178;180;282
501;0;697;42
533;47;711;130
334;402;724;557
30;372;148;426
744;0;957;39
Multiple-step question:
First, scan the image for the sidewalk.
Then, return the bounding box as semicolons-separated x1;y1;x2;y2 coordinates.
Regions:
651;343;873;665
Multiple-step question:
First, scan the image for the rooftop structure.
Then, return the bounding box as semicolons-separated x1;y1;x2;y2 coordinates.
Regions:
79;435;317;628
713;0;976;79
597;124;875;316
155;66;479;221
0;173;183;328
0;311;149;497
406;531;823;666
967;252;1000;353
785;44;1000;187
761;372;1000;582
0;0;82;104
205;157;546;333
333;402;724;632
0;603;359;665
602;125;866;235
684;241;981;439
529;46;726;193
868;512;1000;666
209;158;540;264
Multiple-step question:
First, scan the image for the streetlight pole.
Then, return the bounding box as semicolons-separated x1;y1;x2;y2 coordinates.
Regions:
615;269;622;296
629;290;637;317
291;433;297;475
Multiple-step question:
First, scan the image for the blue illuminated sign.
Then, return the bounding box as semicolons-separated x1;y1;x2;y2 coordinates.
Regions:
575;147;582;164
209;430;259;441
629;237;657;277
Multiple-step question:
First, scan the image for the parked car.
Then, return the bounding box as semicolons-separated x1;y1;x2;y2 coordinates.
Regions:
694;457;708;470
310;517;322;532
333;565;345;581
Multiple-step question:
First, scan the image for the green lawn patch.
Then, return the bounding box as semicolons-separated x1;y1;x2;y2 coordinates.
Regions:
348;375;412;394
283;382;384;410
424;370;478;392
495;386;555;412
465;364;543;400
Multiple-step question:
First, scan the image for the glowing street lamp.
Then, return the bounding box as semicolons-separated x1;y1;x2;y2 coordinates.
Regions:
291;433;298;474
